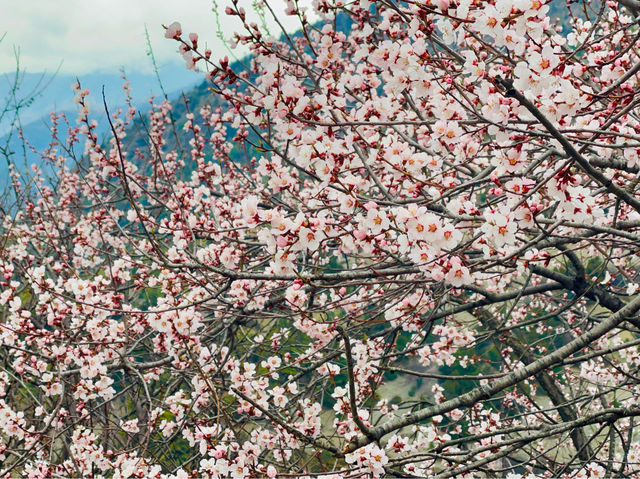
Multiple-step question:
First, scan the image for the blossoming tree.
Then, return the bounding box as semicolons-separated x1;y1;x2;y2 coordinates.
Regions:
4;0;640;477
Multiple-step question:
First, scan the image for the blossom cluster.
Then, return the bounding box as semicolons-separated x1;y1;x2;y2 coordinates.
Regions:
2;0;640;477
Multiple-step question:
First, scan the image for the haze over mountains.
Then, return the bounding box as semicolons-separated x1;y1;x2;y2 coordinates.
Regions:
0;63;201;188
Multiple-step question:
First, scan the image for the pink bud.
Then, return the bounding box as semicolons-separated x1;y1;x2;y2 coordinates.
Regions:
434;0;450;11
267;465;277;478
354;229;367;240
572;64;585;77
213;447;225;459
339;287;346;296
189;32;198;48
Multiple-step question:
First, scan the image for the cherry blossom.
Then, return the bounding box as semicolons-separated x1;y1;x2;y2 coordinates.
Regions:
3;0;640;477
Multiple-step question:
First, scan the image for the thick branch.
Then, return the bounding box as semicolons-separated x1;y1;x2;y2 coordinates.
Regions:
474;307;592;462
344;292;640;453
335;326;376;440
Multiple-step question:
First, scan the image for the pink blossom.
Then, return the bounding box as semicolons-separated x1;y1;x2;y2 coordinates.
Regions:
164;21;182;39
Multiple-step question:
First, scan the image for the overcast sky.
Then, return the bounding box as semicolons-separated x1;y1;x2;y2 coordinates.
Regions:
0;0;300;75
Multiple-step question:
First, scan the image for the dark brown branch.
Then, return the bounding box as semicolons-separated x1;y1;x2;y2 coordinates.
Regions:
344;292;640;453
496;77;640;215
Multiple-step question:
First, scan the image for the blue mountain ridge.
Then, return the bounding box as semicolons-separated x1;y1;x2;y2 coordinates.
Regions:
0;63;201;191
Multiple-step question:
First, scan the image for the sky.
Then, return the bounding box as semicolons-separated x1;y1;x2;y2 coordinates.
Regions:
0;0;301;76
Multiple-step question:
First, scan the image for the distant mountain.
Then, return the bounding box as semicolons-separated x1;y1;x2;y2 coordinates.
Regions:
0;63;201;192
0;64;200;136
